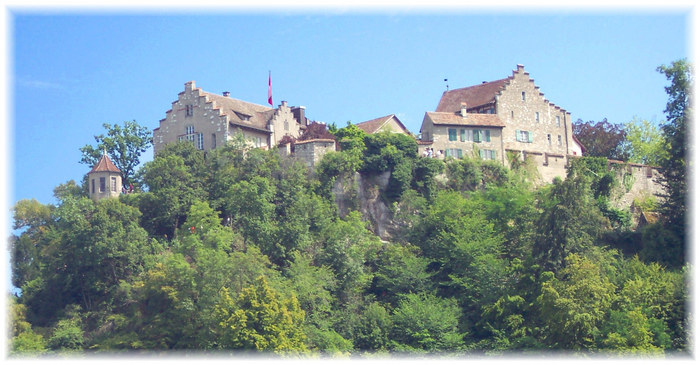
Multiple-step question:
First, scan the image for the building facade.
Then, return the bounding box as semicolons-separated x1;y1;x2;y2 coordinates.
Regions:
422;64;577;181
153;81;308;155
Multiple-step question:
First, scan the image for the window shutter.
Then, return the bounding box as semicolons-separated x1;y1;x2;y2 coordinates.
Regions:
516;129;521;142
445;149;451;158
528;131;533;143
474;130;481;143
457;149;463;158
485;130;491;142
479;149;484;159
460;129;466;142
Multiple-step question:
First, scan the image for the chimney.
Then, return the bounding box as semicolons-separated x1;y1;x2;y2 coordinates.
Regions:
460;102;467;117
223;91;230;97
185;80;195;92
517;64;525;72
292;106;306;126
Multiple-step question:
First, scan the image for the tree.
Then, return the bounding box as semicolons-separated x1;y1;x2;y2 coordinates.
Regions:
656;59;692;239
532;175;605;272
213;276;307;354
80;120;152;186
536;254;616;350
390;293;465;352
573;119;629;160
624;118;669;166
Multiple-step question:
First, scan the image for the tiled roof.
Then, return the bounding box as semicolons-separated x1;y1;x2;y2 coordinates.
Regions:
202;91;274;133
356;114;409;134
89;154;121;173
436;78;510;113
426;111;505;127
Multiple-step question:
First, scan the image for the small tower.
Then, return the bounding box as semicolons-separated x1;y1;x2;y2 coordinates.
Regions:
88;151;122;201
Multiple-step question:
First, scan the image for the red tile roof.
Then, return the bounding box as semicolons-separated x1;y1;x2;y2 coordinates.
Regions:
89;154;121;173
426;111;505;127
356;114;409;135
436;78;510;113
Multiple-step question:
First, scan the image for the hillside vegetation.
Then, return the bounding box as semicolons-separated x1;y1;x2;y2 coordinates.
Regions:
9;60;691;357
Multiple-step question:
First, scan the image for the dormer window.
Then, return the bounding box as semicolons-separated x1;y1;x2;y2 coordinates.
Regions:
234;111;252;122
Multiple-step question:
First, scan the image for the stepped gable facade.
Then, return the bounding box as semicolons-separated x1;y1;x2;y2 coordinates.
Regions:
421;64;577;181
153;81;308;155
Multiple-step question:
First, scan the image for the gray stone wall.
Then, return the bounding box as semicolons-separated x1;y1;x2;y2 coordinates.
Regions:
294;139;336;168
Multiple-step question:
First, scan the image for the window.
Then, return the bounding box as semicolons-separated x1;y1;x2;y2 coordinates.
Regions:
474;130;482;143
557;135;562;146
186;104;194;117
479;149;497;160
91;179;95;194
556;116;561;127
446;148;463;158
521;91;526;101
511;111;514;119
197;133;204;150
99;177;106;193
186;125;195;135
212;133;217;149
516;130;533;143
284;121;289;131
484;130;491;142
535;112;540;122
460;129;466;142
111;177;117;192
547;134;551;145
448;128;457;141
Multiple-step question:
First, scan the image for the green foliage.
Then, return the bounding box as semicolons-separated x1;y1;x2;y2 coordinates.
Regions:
624;118;669;166
656;59;691;245
390;293;465;352
214;276;307;354
12;87;690;356
533;175;605;272
80;120;152;186
536;254;616;349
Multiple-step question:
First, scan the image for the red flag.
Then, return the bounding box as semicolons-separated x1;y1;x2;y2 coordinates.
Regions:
267;71;273;106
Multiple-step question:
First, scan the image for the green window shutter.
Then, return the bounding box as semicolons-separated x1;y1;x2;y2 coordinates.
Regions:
515;129;521;142
449;128;457;141
528;131;533;143
457;149;463;158
474;130;481;143
479;149;484;159
460;129;466;142
485;130;491;142
445;149;451;158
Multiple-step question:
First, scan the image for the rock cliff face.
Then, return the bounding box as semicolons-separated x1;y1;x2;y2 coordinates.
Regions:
332;171;396;240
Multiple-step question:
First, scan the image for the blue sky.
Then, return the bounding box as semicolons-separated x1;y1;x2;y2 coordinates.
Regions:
5;6;693;209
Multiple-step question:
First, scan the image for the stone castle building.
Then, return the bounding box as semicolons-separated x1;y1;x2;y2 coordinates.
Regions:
153;81;310;155
152;68;659;197
419;64;586;182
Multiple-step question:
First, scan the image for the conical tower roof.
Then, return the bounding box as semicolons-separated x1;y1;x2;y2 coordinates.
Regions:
89;152;121;174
